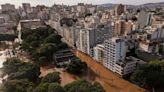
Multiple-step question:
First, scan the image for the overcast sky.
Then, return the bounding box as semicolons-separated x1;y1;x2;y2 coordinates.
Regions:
1;0;164;7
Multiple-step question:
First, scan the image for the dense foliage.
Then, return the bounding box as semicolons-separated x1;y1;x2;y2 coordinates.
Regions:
21;27;68;64
0;34;17;41
66;58;87;75
2;58;40;82
64;79;105;92
3;79;34;92
2;58;40;92
41;72;61;83
131;60;164;88
33;83;65;92
2;58;23;75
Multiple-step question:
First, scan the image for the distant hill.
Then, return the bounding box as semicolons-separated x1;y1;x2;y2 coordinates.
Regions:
100;3;115;8
140;2;164;8
100;2;164;9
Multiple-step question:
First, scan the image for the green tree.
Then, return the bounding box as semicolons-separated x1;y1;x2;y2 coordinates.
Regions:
37;43;57;57
2;58;24;75
3;58;40;82
33;83;49;92
91;82;106;92
67;58;87;75
33;83;65;92
8;63;41;82
64;79;105;92
131;60;164;88
37;43;57;62
3;79;34;92
48;83;65;92
44;34;62;44
0;34;17;41
21;26;67;64
41;72;61;83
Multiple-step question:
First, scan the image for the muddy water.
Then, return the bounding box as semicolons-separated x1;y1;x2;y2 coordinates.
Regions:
75;50;147;92
60;71;77;86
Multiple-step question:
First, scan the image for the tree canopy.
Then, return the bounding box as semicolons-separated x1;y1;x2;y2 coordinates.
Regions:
2;58;24;75
64;79;105;92
0;34;17;41
41;72;61;83
131;60;164;88
33;83;65;92
66;58;87;75
2;58;40;82
3;79;34;92
21;27;68;64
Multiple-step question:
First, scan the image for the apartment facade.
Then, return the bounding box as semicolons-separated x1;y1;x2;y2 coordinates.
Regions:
104;37;126;72
93;44;105;64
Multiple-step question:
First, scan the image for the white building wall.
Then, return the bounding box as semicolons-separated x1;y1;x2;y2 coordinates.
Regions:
104;38;126;72
93;44;105;63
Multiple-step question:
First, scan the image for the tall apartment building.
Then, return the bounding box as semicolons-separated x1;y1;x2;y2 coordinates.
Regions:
125;20;133;34
138;11;153;28
104;37;126;72
77;24;113;56
1;3;15;12
95;25;113;44
93;44;105;64
114;20;134;36
115;20;126;35
115;4;126;16
77;29;95;56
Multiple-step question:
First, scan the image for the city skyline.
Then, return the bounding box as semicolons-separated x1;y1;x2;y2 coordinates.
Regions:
1;0;164;7
0;0;164;92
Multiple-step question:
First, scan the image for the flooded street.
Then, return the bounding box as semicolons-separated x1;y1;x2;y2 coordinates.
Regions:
59;70;77;86
75;50;147;92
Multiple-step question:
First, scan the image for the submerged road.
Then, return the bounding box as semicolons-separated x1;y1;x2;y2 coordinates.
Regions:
75;50;147;92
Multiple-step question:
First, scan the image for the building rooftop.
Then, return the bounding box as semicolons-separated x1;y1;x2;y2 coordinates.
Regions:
116;56;143;67
20;19;41;23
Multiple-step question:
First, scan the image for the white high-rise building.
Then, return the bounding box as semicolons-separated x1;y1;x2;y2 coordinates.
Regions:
93;44;105;64
138;11;153;28
77;29;95;56
104;37;126;72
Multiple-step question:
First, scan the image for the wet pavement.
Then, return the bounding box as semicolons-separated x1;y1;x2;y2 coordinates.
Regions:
75;50;147;92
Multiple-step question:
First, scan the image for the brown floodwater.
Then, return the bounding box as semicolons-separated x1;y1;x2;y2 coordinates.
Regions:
75;50;147;92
